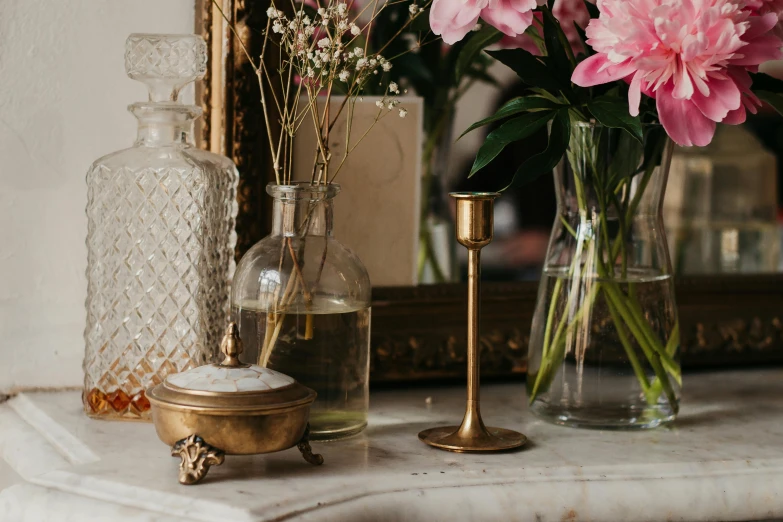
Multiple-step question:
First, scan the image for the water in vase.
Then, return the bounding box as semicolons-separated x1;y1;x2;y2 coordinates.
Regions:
233;296;370;440
527;268;680;429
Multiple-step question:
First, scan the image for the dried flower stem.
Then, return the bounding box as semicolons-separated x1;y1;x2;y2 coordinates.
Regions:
216;0;420;365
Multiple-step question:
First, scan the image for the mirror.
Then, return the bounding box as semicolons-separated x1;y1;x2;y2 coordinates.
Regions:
442;72;783;281
197;1;783;382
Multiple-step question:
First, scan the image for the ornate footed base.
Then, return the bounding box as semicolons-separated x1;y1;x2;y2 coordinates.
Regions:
297;424;325;466
170;426;323;485
172;435;225;485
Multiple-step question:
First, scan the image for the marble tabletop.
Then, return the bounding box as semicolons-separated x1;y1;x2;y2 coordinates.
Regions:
1;369;783;522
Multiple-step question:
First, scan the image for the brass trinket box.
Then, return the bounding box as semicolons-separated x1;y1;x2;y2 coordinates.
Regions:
148;323;323;484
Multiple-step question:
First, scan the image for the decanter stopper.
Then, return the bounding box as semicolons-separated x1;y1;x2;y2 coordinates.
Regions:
124;34;208;103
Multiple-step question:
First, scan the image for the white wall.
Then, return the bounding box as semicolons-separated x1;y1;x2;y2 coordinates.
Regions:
0;1;195;393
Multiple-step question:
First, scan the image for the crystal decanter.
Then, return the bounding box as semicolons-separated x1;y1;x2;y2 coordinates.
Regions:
83;34;238;420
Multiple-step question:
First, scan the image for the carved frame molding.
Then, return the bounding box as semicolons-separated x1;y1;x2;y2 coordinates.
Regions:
197;2;783;382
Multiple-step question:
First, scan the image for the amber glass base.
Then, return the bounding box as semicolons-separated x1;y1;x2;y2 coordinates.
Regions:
83;388;152;421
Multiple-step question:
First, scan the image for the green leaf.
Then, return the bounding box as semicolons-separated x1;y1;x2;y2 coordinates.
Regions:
607;131;645;185
486;49;562;92
459;97;560;139
504;109;571;190
394;52;435;85
542;7;574;83
465;67;499;86
455;25;503;82
587;97;643;144
463;53;498;85
410;7;431;32
574;22;592;57
468;111;556;177
756;90;783;117
523;24;546;55
584;0;600;19
530;88;564;104
642;125;667;171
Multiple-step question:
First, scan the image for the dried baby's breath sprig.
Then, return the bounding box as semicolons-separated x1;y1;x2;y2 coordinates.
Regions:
213;0;427;185
212;0;430;365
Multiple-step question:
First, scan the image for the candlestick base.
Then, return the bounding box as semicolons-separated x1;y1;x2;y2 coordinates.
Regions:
418;426;526;452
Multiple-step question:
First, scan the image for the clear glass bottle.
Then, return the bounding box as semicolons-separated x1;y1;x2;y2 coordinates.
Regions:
83;34;238;420
527;123;680;430
232;183;371;440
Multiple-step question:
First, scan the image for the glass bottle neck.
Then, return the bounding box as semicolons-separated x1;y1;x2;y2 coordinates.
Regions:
130;103;199;147
135;121;194;147
271;199;334;237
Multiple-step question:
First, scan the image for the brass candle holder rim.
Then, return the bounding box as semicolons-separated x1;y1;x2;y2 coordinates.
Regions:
449;191;500;200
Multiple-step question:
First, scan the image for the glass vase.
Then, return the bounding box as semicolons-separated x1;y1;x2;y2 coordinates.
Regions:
232;183;371;440
418;109;457;284
527;123;680;430
83;34;238;420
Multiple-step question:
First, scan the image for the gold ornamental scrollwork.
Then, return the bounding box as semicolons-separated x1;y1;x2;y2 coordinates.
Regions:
685;317;783;355
372;328;528;382
172;435;225;485
195;0;213;150
197;0;274;260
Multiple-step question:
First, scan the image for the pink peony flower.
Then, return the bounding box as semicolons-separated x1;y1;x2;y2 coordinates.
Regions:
746;0;783;37
430;0;539;45
572;0;783;147
500;0;591;55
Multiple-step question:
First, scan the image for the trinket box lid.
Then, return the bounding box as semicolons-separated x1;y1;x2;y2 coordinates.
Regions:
166;360;294;393
147;323;315;414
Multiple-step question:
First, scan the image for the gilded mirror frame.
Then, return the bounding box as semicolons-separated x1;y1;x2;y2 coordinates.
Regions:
197;0;783;383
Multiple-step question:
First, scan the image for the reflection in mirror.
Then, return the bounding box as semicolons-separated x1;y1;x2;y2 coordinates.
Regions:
438;78;783;282
666;124;780;274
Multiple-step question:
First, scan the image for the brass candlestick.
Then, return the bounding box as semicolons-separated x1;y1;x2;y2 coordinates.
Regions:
418;193;527;452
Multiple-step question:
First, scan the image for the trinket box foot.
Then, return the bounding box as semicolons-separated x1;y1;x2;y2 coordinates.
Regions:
172;435;225;485
171;424;323;485
297;424;324;466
